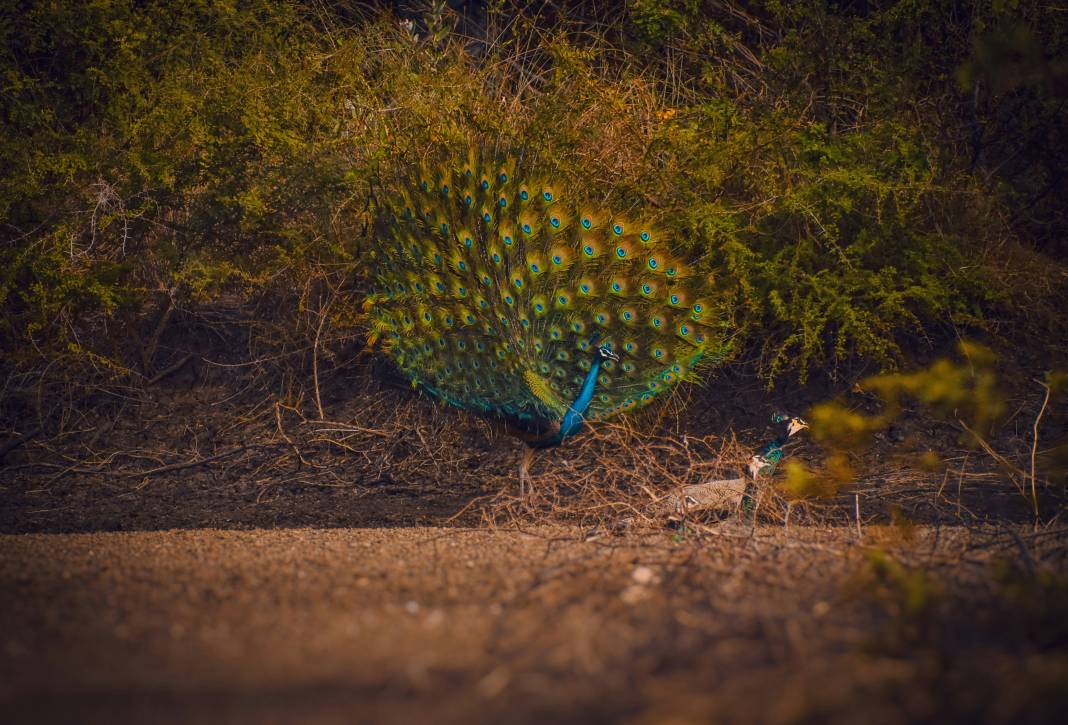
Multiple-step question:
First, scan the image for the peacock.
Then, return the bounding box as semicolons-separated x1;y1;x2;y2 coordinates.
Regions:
362;146;732;489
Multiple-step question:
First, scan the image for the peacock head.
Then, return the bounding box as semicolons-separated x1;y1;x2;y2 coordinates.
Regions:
773;412;809;437
597;345;619;362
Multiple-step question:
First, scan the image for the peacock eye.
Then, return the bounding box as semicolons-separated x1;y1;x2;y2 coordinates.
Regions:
582;218;592;229
543;191;553;201
616;247;626;258
530;263;540;272
640;231;650;241
613;224;623;235
671;295;679;304
583;245;594;256
519;190;529;201
499;173;508;183
648;259;658;269
550;217;560;228
693;303;703;313
522;224;531;234
441;185;449;194
552;255;562;264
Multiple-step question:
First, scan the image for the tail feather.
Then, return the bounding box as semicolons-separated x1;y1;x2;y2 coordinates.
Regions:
364;146;732;428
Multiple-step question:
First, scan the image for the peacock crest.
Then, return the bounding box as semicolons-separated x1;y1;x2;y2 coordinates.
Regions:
363;146;732;444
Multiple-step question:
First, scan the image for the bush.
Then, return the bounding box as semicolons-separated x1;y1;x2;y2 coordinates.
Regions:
1;0;1064;414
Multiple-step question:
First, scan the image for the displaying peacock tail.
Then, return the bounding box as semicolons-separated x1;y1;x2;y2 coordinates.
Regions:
362;146;732;447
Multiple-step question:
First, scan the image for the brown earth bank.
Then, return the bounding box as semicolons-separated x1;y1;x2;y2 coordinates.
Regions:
2;524;1066;724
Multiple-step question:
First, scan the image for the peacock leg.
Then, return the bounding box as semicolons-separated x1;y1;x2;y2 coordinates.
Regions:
518;446;535;498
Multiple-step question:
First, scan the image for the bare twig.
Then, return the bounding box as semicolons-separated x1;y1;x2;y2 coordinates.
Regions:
312;295;333;420
0;428;41;462
146;354;193;386
141;288;177;375
957;418;1028;495
1031;380;1051;522
130;444;277;480
275;401;310;468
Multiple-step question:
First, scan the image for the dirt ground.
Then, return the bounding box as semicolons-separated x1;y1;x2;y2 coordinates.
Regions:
2;522;1067;724
2;333;1066;723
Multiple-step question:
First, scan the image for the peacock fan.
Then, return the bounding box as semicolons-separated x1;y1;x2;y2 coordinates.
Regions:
363;147;734;489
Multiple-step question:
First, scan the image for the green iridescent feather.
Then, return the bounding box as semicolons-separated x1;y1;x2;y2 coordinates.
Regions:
363;146;732;432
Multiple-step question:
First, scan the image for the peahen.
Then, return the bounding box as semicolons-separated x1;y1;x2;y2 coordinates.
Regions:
362;147;732;490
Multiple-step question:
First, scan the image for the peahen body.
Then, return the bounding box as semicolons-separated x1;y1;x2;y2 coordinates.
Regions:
363;147;731;486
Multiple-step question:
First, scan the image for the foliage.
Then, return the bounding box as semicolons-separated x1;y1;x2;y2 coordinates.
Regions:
793;341;1066;517
1;1;372;357
1;0;1065;416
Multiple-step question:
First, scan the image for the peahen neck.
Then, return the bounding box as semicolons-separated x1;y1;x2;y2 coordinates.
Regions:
533;356;605;449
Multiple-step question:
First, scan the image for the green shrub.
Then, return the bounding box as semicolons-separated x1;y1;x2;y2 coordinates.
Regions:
1;0;1063;402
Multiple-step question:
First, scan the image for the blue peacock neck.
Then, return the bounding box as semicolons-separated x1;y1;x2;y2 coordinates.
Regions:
532;346;614;449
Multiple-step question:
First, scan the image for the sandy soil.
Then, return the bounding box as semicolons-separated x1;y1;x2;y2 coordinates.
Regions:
3;523;1066;724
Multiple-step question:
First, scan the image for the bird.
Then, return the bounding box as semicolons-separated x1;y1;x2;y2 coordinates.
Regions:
362;146;732;491
747;414;809;479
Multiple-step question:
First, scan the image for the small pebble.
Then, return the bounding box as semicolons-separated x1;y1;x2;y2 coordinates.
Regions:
632;565;657;585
